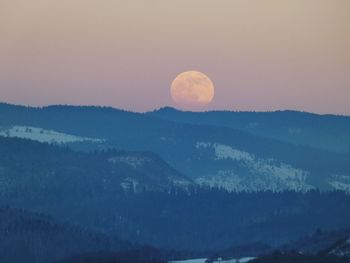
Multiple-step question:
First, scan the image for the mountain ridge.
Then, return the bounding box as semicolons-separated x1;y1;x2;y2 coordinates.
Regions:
1;102;349;193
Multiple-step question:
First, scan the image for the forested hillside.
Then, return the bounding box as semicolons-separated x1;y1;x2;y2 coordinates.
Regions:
0;207;130;263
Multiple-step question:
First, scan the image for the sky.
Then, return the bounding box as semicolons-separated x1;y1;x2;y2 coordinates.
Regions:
0;0;349;114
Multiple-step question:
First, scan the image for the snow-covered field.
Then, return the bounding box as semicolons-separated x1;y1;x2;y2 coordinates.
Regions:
169;258;208;263
169;257;256;263
0;126;103;144
328;175;350;193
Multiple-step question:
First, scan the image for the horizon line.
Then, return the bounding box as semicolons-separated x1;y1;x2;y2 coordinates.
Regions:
1;101;349;117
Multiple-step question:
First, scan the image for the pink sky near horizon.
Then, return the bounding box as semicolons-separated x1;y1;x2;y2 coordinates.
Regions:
0;0;349;114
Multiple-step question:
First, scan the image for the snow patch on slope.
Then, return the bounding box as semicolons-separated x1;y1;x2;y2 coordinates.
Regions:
197;142;254;162
329;237;350;257
171;177;194;188
215;144;255;162
108;156;152;168
109;155;193;191
329;175;350;193
120;177;140;191
196;171;247;192
196;142;313;192
0;126;102;144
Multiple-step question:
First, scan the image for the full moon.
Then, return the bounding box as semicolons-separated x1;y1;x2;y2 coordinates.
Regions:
170;70;215;110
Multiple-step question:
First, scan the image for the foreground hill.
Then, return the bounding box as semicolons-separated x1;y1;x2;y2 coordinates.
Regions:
327;238;350;258
250;251;350;263
1;103;349;193
56;237;350;263
56;249;166;263
251;231;350;263
281;228;350;255
0;206;130;263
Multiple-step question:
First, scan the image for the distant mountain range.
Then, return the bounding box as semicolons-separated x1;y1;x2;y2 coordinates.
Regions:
149;107;350;153
1;102;349;193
